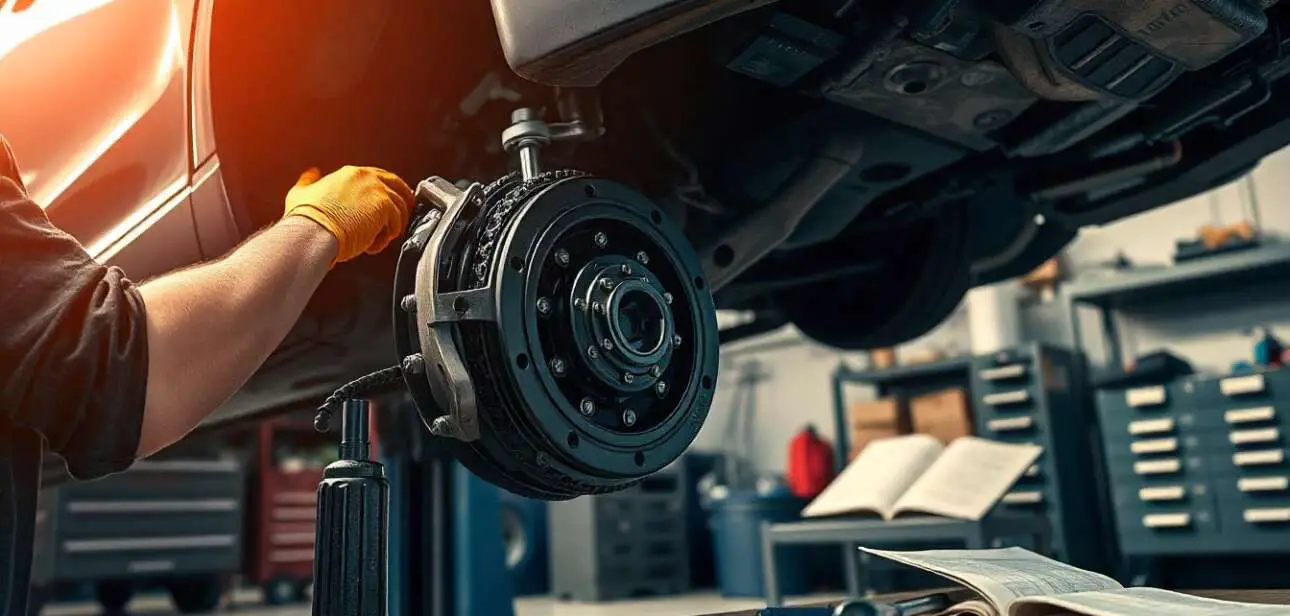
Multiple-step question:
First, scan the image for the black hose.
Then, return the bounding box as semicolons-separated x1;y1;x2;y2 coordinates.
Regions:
313;365;405;431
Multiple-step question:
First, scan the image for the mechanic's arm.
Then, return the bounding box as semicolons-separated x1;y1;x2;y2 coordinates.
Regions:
135;166;412;456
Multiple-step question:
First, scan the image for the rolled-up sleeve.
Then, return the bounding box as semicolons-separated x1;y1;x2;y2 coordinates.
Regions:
0;138;149;480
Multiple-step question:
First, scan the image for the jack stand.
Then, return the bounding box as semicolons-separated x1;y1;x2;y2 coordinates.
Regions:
312;399;388;616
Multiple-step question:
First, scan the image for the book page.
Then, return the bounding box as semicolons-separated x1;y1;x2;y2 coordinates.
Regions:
891;437;1042;520
861;547;1121;613
1010;587;1290;616
803;434;943;518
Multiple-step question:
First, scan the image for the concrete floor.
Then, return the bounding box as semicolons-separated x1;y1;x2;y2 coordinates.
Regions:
43;588;842;616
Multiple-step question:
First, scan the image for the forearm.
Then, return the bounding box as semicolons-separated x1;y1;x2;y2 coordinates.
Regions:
135;217;337;456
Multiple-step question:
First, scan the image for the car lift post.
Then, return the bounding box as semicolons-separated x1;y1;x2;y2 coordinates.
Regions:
312;396;514;616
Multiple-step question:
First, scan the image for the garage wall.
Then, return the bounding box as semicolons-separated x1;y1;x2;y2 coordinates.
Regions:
702;147;1290;476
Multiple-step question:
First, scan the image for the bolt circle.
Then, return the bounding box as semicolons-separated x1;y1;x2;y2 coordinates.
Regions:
635;251;650;264
587;345;601;360
622;410;637;427
594;231;608;248
623;372;635;384
579;398;597;416
554;249;571;267
536;297;552;315
550;357;568;376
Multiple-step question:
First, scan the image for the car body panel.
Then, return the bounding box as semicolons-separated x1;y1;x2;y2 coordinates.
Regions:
0;0;235;282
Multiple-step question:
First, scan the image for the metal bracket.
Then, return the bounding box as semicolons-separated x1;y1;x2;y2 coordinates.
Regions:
413;180;486;442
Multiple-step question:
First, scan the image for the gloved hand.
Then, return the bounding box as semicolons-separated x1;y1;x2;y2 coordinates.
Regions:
284;165;414;265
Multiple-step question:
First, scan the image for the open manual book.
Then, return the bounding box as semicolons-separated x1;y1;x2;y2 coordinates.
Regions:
864;546;1290;616
803;434;1042;520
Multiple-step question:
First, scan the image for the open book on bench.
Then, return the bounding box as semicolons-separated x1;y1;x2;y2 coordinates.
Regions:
803;434;1042;521
863;546;1290;616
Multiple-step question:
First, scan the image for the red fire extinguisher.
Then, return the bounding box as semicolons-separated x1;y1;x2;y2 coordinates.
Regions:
786;424;835;499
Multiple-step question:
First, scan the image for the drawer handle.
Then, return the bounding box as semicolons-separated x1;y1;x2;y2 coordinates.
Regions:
983;390;1030;406
1024;464;1041;478
1230;428;1281;445
1143;513;1191;528
1244;508;1290;524
1131;438;1179;455
1001;491;1044;505
1234;449;1286;467
1238;476;1289;493
986;416;1034;432
1225;406;1276;425
1128;418;1176;436
1221;374;1266;396
981;364;1027;381
1138;486;1186;502
1134;458;1182;475
1126;386;1166;408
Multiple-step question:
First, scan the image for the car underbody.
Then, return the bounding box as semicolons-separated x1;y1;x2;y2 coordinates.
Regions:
197;0;1290;436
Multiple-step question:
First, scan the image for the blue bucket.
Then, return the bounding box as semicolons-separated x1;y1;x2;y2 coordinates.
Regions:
708;492;811;598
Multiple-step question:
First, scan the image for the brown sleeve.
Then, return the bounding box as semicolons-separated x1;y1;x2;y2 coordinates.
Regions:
0;135;149;480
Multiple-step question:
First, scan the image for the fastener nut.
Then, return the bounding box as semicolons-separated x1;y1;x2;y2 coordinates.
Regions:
623;372;635;384
650;365;663;377
554;249;571;267
622;410;637;427
401;295;417;313
663;292;673;305
620;264;633;276
672;334;683;347
655;381;668;397
599;278;615;291
587;345;601;360
402;354;426;375
550;357;568;376
579;398;597;416
573;297;588;311
536;297;552;316
635;251;650;264
592;301;605;314
594;232;608;248
600;338;614;351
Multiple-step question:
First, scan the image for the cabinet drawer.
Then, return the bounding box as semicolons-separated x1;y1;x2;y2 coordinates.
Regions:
980;388;1034;409
984;414;1039;434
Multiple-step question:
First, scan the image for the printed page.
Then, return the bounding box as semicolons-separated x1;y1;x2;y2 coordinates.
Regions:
802;434;944;518
861;547;1121;613
890;437;1042;520
1010;587;1290;616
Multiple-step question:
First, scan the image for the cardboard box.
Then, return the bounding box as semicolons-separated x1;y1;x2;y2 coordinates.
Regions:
848;398;908;430
909;387;973;444
848;425;902;461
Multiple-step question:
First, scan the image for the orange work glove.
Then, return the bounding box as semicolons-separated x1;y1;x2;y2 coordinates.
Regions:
283;165;414;266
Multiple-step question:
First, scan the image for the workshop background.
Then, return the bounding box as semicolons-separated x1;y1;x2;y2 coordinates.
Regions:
34;150;1290;616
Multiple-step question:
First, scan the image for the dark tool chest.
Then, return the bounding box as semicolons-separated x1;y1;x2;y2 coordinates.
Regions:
550;467;690;601
971;343;1107;571
32;459;246;585
1096;368;1290;556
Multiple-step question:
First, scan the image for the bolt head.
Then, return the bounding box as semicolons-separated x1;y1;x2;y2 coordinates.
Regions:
554;249;571;267
622;410;637;427
550;357;568;376
401;294;417;313
663;292;673;305
655;381;668;397
635;251;650;264
536;297;552;315
599;278;615;291
587;345;601;360
594;231;608;248
592;301;605;314
600;338;614;351
402;354;426;375
579;398;597;416
650;365;663;377
573;297;588;311
623;372;635;384
620;264;633;276
672;334;683;347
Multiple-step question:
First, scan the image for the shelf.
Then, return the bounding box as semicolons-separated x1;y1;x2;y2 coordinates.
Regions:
1066;242;1290;310
836;356;972;387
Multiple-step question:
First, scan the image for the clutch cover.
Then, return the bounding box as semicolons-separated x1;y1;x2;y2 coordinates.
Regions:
393;170;719;500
